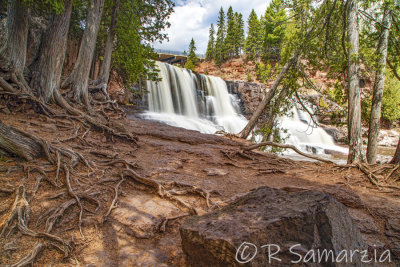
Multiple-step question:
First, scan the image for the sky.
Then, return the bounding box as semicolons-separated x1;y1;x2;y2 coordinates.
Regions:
152;0;272;55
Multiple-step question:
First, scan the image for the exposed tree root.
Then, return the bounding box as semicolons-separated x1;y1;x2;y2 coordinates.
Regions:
164;181;221;208
158;214;190;233
45;199;77;233
355;162;400;191
122;169;198;215
101;178;125;223
0;87;221;265
241;141;335;164
10;242;44;267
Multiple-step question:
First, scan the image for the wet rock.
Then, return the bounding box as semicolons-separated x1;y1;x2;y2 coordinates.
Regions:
321;125;348;144
202;168;229;176
378;130;400;147
180;186;366;266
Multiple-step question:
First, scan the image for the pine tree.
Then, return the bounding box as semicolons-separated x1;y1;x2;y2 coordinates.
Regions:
245;9;262;60
205;24;215;61
234;12;245;56
187;38;199;67
215;7;226;66
224;6;236;59
261;0;287;61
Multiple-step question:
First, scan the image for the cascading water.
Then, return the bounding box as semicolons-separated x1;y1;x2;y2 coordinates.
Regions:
279;106;348;155
142;61;347;158
142;61;248;134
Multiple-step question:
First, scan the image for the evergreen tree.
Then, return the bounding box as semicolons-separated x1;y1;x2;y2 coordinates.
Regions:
205;24;215;61
261;0;287;61
215;7;226;66
224;6;236;59
187;38;199;67
184;58;196;71
234;12;245;56
245;9;262;60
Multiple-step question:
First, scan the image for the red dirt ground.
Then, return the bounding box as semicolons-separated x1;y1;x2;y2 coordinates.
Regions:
0;109;399;266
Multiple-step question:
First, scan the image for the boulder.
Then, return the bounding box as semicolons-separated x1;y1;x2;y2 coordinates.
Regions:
180;186;368;266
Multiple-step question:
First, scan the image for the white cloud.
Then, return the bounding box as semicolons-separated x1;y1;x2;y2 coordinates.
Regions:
153;0;271;54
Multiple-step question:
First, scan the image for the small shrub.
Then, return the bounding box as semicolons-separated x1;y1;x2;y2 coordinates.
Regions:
247;73;253;82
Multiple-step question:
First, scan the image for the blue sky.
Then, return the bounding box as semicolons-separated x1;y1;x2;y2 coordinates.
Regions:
153;0;272;54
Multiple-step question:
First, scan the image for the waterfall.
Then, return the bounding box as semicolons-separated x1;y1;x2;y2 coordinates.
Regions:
142;61;347;157
279;107;348;155
142;61;248;134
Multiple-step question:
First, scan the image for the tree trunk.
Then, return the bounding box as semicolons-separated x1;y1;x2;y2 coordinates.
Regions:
96;0;120;91
30;0;73;103
62;0;105;107
390;137;400;164
263;85;290;142
366;8;392;164
346;0;365;164
0;0;29;75
0;120;43;161
238;50;300;139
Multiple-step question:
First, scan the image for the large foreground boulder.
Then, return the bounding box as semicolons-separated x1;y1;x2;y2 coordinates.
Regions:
180;187;372;266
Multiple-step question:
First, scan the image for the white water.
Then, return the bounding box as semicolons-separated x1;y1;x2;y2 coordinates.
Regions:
279;107;348;155
143;61;248;134
142;61;347;156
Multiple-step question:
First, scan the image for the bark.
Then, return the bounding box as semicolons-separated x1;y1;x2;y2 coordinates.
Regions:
62;0;105;107
262;85;290;141
30;0;73;103
390;137;400;164
346;0;365;163
0;0;29;75
95;0;120;90
238;50;300;139
366;8;392;164
0;120;43;161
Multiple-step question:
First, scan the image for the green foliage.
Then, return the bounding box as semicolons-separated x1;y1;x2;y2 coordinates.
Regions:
255;62;272;83
215;7;226;66
244;9;262;60
361;71;400;124
205;24;215;61
24;0;65;14
187;38;199;66
328;79;345;104
113;0;174;84
234;13;245;56
361;94;372;123
261;0;287;61
247;73;252;82
184;58;195;71
382;71;400;122
224;6;236;59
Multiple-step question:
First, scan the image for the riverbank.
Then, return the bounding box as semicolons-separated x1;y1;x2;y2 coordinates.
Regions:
1;109;399;265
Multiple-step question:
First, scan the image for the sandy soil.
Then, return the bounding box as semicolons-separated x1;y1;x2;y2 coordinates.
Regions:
0;110;399;266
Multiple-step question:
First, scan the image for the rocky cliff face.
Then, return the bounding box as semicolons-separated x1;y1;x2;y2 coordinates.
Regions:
225;80;266;119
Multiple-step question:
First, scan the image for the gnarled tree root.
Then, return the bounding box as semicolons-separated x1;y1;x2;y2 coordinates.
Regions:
10;242;44;267
122;169;198;215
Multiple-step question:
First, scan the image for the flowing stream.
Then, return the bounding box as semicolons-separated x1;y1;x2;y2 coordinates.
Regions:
142;61;347;157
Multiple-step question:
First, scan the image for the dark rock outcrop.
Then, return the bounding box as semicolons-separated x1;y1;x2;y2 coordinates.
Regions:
225;80;266;118
180;186;369;266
